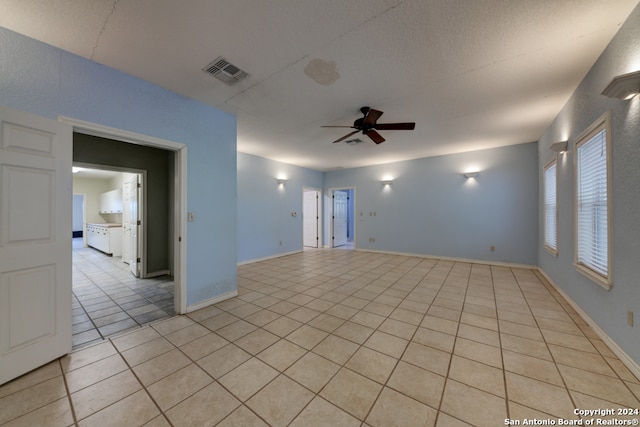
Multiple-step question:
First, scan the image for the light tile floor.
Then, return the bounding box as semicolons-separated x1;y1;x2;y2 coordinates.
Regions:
71;238;175;348
2;249;639;426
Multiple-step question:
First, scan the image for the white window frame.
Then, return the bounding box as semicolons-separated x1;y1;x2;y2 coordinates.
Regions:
544;159;558;256
574;112;612;290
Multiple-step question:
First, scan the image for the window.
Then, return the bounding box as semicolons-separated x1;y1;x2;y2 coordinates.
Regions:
544;160;557;255
574;113;611;289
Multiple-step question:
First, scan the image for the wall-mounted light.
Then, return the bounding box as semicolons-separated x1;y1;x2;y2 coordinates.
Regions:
463;172;479;179
601;70;640;100
549;140;568;153
381;180;393;186
276;178;288;185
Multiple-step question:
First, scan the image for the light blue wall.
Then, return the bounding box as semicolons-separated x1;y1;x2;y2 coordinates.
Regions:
324;143;539;265
538;4;640;363
237;153;323;263
0;27;237;306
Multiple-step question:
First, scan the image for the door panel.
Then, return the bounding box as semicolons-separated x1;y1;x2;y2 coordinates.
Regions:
303;190;319;248
123;173;141;277
332;191;348;247
0;105;72;385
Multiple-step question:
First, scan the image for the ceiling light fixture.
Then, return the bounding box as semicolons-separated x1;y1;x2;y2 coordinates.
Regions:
549;141;569;153
601;70;640;100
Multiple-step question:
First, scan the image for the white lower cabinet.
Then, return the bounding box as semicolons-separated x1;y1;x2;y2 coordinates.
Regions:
87;224;122;256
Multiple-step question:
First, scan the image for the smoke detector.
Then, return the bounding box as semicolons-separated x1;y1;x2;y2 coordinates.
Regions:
203;57;249;86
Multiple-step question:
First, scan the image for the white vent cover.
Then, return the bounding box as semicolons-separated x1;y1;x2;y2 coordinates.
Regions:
203;57;249;86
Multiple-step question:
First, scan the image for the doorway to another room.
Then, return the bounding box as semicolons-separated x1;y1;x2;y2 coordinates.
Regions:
331;188;355;249
71;127;182;348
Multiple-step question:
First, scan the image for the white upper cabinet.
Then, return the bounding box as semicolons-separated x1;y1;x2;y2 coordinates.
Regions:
99;188;123;213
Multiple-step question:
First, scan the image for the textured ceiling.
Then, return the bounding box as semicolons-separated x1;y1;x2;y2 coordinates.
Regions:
1;0;637;170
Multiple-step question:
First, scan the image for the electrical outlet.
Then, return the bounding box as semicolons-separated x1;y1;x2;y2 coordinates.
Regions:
490;245;495;252
628;310;634;327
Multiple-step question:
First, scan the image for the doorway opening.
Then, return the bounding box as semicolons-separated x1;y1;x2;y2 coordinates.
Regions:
330;187;355;249
70;163;173;347
63;116;187;348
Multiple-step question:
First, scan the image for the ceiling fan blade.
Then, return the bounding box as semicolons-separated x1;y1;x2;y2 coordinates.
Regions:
374;122;416;131
332;130;360;143
363;108;383;126
365;130;385;144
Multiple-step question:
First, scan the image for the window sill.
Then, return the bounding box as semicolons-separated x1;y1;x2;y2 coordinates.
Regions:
544;245;558;257
574;263;611;290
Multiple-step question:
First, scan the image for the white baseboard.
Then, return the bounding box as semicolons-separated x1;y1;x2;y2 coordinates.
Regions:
186;290;238;313
355;248;537;270
537;268;640;380
237;250;302;266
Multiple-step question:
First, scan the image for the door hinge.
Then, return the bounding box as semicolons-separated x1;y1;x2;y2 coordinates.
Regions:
137;220;141;225
136;258;141;263
179;236;182;242
137;183;141;188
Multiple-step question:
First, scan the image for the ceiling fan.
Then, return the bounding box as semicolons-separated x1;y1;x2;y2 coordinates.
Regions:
322;106;415;144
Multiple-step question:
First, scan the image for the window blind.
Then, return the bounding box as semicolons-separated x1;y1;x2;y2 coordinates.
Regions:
576;128;608;278
544;162;557;252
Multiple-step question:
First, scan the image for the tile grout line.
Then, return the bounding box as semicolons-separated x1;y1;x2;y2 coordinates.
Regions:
57;358;79;427
431;260;472;426
511;267;582;419
495;265;510;422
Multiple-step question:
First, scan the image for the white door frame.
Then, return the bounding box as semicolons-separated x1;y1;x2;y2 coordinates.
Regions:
328;187;356;249
59;116;188;314
302;187;322;248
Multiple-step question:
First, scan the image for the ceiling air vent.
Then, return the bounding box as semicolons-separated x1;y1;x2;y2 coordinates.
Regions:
344;138;364;145
203;57;249;86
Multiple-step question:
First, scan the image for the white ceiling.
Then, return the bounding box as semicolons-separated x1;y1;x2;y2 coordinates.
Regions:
73;167;121;180
1;0;637;171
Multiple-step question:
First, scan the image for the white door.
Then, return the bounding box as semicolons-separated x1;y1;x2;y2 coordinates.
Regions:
122;176;131;265
123;173;142;277
303;190;319;247
0;106;72;385
332;190;348;247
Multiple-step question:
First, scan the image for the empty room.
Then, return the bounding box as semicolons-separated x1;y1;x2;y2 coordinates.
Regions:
1;1;639;426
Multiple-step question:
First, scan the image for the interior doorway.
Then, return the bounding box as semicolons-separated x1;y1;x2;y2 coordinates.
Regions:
70;164;173;348
62;116;187;317
72;194;85;238
331;187;355;248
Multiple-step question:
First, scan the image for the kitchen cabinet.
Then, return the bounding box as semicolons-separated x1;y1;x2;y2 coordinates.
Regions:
87;223;122;256
99;188;123;214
